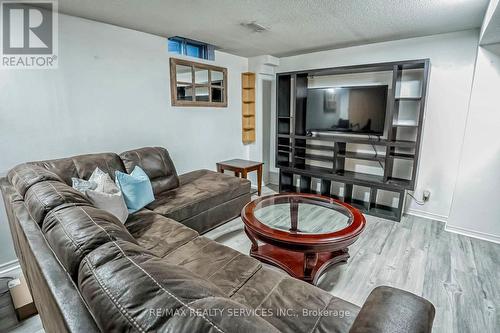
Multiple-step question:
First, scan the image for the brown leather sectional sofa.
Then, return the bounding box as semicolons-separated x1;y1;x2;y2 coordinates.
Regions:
0;146;435;332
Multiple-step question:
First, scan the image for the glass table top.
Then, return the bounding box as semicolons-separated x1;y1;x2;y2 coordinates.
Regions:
253;196;353;234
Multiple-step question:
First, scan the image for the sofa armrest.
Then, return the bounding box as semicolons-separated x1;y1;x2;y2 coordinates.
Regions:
349;286;435;333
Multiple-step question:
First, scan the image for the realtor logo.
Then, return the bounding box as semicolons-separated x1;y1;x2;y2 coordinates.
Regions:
1;0;58;68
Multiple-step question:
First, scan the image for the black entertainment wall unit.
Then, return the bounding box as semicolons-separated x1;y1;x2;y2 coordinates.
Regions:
276;59;430;221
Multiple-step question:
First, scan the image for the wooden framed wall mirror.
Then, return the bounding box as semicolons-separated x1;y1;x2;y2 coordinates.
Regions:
170;58;227;107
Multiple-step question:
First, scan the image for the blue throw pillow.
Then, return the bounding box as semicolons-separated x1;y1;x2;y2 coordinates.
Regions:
115;166;154;213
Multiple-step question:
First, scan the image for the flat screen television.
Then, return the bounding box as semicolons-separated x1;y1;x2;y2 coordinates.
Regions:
306;85;388;136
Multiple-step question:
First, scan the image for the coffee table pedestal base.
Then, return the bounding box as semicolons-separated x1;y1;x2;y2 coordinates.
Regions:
250;244;349;285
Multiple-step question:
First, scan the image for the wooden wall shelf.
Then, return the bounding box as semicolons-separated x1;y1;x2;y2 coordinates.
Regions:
242;72;256;144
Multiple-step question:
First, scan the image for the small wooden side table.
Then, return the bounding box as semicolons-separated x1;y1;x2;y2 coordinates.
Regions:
216;159;263;196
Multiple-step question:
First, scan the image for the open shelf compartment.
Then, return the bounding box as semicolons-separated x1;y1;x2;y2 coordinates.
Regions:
278;169;405;221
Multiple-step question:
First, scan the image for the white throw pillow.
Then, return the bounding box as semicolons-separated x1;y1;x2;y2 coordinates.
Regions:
86;188;129;223
88;167;117;193
72;178;97;192
85;167;129;223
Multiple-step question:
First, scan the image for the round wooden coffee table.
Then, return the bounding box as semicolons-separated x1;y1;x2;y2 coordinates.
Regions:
241;193;366;285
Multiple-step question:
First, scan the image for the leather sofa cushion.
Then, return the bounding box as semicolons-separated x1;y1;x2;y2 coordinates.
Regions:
349;286;435;333
43;206;137;280
164;297;280;333
147;169;251;222
78;241;228;332
163;236;261;297
20;152;125;187
181;192;251;234
24;181;90;225
8;164;63;196
230;267;360;333
28;157;78;185
125;210;198;258
120;147;179;195
72;152;126;180
9;197;102;333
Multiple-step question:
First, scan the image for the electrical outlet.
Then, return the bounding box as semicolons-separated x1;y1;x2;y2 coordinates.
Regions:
423;190;431;202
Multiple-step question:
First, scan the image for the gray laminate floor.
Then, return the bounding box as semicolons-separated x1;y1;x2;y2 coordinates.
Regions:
205;186;500;333
0;267;44;333
3;186;499;333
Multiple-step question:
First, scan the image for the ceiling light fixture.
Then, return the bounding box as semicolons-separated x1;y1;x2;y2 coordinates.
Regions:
240;21;268;33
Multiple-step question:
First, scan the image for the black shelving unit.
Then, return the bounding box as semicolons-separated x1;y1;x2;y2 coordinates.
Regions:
276;59;430;221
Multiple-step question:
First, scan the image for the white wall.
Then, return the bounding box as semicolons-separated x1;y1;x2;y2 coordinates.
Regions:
247;56;279;185
0;14;249;267
447;45;500;243
480;0;500;44
274;30;480;221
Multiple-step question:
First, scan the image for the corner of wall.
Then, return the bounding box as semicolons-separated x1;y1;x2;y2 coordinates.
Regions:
480;0;500;44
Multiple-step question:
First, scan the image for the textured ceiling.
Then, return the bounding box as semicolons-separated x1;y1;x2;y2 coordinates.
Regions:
54;0;489;57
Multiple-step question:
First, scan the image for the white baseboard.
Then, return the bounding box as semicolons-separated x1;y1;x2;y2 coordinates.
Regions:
445;225;500;244
406;208;448;223
0;259;20;275
407;209;500;244
268;171;279;185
